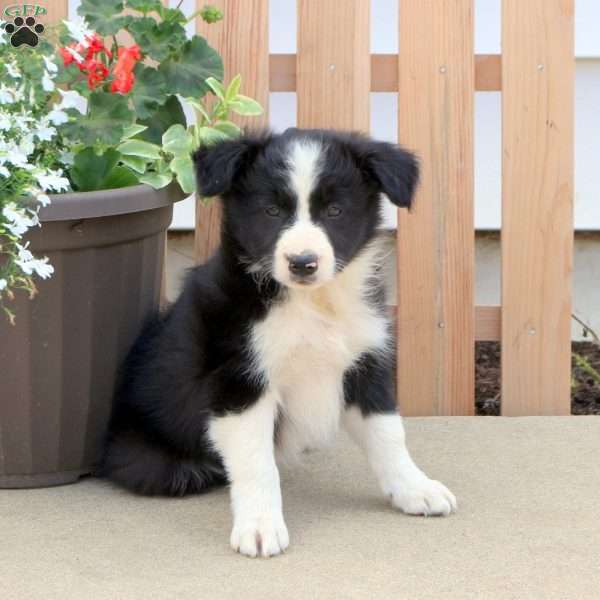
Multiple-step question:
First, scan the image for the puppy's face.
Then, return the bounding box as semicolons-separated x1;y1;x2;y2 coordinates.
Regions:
194;130;418;289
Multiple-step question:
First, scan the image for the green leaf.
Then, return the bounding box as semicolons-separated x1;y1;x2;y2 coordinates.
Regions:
130;64;167;119
53;62;81;86
102;166;140;189
156;6;188;24
159;37;223;98
169;156;195;194
139;172;173;189
128;17;186;62
185;97;211;124
77;0;131;36
205;77;225;100
121;124;148;141
230;95;263;117
61;91;134;146
138;95;186;145
155;158;171;175
162;124;194;157
225;75;242;102
70;148;138;191
197;127;229;146
120;155;148;174
70;148;120;192
126;0;163;13
117;140;162;160
199;5;224;24
213;120;241;138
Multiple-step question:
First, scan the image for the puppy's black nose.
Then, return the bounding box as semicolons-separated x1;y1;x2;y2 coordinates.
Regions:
288;252;319;277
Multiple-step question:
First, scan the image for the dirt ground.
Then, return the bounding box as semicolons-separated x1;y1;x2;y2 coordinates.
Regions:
475;342;600;415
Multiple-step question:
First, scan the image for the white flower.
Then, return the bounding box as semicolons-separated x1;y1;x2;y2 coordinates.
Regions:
58;150;74;165
36;193;50;207
35;169;70;192
33;259;54;279
47;108;68;125
12;113;34;132
16;243;34;263
0;279;7;291
0;84;17;104
0;113;10;131
2;204;38;236
33;119;56;142
63;18;93;46
16;254;54;279
42;70;55;92
15;243;54;279
0;165;9;178
18;136;35;159
6;61;20;78
42;55;58;74
3;204;24;223
1;144;29;167
57;89;87;114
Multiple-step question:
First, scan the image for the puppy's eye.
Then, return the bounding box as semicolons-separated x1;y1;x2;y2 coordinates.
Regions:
327;205;342;217
265;205;281;217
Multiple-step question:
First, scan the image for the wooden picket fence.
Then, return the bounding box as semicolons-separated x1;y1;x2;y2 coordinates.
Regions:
41;0;575;417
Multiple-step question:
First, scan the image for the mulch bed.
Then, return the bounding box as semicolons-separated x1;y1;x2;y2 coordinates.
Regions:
475;342;600;415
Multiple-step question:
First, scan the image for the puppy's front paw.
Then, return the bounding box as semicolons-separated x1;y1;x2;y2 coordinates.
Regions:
230;513;290;558
390;477;457;516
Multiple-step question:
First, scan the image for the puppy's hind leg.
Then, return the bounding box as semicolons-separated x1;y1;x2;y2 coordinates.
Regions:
100;430;226;497
209;390;289;558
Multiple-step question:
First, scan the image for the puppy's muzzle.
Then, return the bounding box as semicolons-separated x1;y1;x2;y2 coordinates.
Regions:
287;252;318;280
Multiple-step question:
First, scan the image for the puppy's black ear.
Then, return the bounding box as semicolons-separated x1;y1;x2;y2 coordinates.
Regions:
192;133;270;197
350;137;419;209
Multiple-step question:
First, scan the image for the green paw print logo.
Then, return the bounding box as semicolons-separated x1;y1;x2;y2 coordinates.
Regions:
4;15;45;47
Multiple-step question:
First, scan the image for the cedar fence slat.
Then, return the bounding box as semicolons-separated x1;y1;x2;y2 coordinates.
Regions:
501;0;574;416
297;0;370;131
397;0;475;416
36;0;68;24
193;0;270;264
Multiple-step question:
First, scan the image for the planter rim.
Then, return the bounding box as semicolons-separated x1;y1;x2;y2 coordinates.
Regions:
39;182;188;222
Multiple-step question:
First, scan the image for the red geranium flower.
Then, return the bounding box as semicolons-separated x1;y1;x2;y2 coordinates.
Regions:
59;33;111;70
110;45;141;95
59;42;86;68
85;33;112;61
84;59;110;90
59;33;142;94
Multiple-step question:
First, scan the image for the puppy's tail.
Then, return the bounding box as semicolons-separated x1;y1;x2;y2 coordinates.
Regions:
98;431;227;497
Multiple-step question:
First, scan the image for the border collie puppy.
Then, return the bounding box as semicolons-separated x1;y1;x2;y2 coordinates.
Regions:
101;128;456;558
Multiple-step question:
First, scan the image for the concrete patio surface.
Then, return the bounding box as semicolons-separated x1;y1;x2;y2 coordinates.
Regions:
2;417;600;600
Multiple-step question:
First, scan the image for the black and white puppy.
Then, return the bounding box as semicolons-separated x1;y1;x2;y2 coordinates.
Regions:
101;128;456;558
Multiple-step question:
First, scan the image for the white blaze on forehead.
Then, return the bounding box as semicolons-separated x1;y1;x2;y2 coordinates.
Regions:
274;138;335;288
286;139;323;222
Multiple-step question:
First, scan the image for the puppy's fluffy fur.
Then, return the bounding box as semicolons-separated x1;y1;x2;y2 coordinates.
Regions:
100;129;456;558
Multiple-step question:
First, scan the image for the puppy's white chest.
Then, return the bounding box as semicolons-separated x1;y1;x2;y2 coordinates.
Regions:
251;287;386;384
249;276;388;457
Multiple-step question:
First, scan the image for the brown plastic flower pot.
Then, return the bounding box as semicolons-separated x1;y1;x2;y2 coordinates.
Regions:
0;183;185;488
